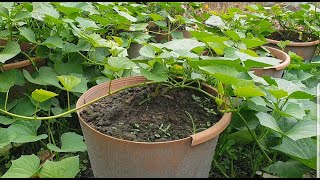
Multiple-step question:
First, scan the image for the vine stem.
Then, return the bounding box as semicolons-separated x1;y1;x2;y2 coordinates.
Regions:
20;51;39;72
179;85;216;99
146;24;182;35
67;91;70;111
108;73;115;95
47;120;59;160
77;51;105;66
108;78;112;95
213;158;230;178
9;21;13;41
28;44;38;55
167;20;171;42
34;102;39;117
4;89;9;111
154;82;161;95
185;111;197;134
279;98;288;110
237;112;273;163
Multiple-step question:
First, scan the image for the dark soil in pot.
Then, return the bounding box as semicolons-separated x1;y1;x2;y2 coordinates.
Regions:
268;30;318;42
80;84;223;142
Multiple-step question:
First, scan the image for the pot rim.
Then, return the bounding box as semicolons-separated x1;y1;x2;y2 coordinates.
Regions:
0;57;44;71
76;76;232;146
252;46;291;71
266;38;320;47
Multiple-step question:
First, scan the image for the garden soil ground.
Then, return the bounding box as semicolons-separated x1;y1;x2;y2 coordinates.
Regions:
80;84;222;142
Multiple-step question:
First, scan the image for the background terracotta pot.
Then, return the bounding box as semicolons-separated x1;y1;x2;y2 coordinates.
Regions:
76;76;232;178
252;46;290;78
127;43;144;59
153;30;192;43
265;37;319;62
147;21;192;43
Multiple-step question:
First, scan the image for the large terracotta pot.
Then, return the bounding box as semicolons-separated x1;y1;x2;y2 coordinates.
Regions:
76;76;232;178
265;32;319;61
252;46;291;78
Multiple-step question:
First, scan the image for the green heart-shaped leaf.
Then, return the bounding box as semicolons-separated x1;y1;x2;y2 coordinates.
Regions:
106;57;136;72
75;17;99;30
57;75;81;91
42;36;63;49
31;89;58;103
139;45;156;58
0;41;21;64
256;112;283;134
8;120;48;144
263;161;310;178
140;62;168;82
19;27;37;44
285;119;316;141
0;116;16;125
31;2;60;21
225;30;241;41
1;154;40;178
0;128;16;149
0;6;9;18
0;70;16;92
38;156;80;178
47;132;87;153
233;85;266;97
271;137;316;169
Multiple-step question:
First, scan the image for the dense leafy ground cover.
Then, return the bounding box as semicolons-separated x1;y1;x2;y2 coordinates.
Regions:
0;2;318;178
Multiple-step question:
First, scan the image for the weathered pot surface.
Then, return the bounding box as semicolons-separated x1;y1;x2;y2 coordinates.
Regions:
252;46;290;78
76;76;232;178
